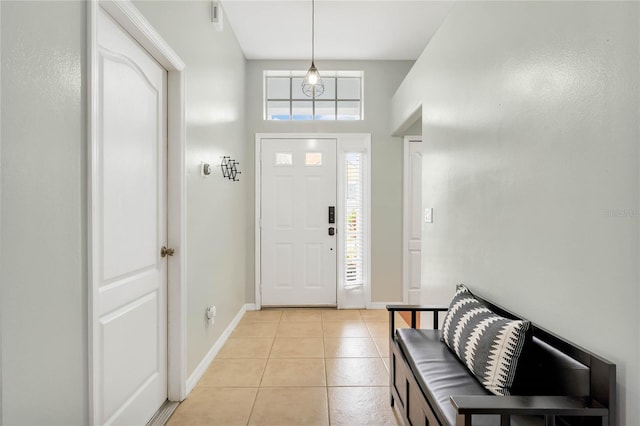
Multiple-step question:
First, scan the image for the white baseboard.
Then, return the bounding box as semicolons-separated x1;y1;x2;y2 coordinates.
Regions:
244;303;257;311
186;304;247;394
369;301;404;310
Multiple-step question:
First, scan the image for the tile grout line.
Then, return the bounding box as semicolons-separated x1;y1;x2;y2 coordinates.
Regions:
322;310;331;425
246;311;282;426
264;311;392;424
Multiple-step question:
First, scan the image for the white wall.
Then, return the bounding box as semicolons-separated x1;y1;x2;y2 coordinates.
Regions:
392;1;639;424
132;0;248;378
245;60;413;304
1;1;248;423
403;118;422;137
1;1;88;424
1;1;4;420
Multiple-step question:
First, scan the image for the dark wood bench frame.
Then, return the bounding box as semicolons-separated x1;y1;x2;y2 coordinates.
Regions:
387;299;616;426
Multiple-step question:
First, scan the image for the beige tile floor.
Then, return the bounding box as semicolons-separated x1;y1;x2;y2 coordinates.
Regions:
167;309;409;426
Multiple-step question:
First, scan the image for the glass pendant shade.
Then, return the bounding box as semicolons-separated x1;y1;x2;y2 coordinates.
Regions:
302;62;324;97
302;0;324;98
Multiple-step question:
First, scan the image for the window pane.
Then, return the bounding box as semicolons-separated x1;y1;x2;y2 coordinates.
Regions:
346;153;362;200
264;72;363;121
275;152;293;166
316;77;336;100
291;77;305;99
344;152;364;287
292;101;313;120
266;101;291;120
337;101;361;120
315;101;336;120
305;152;322;166
267;77;290;99
337;77;360;99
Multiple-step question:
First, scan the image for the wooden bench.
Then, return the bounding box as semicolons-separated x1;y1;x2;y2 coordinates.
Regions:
387;294;615;426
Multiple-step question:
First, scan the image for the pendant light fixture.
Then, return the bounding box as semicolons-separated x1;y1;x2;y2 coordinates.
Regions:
302;0;324;97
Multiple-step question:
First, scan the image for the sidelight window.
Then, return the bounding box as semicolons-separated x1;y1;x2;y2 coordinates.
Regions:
344;152;364;288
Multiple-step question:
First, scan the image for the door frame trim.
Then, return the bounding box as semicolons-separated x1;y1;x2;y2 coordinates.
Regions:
87;1;187;424
254;133;371;310
403;136;422;305
0;3;3;421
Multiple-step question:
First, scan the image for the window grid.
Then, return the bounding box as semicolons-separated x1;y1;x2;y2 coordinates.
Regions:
265;75;362;121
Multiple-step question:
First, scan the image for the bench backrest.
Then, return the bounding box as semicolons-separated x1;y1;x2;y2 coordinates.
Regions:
475;294;616;425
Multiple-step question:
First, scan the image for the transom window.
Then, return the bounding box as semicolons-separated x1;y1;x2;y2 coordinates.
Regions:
264;71;363;121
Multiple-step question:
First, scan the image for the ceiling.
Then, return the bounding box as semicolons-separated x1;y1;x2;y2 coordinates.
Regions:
221;0;455;61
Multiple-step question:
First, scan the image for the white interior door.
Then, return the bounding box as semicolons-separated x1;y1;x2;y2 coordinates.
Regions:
261;138;337;306
404;138;422;305
95;7;167;425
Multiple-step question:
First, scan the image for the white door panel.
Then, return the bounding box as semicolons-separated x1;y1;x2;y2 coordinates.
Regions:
275;243;293;287
409;151;423;243
405;139;422;305
261;138;337;305
101;47;160;282
275;176;294;228
96;7;167;425
409;251;422;289
101;294;159;417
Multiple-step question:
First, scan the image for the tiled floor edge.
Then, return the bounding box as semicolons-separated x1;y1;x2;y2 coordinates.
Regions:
185;304;248;394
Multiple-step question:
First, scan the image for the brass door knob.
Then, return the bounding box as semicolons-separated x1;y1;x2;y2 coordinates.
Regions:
161;246;175;257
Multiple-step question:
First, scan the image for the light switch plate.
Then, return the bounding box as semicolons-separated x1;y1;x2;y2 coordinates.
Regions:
211;1;224;31
424;208;433;223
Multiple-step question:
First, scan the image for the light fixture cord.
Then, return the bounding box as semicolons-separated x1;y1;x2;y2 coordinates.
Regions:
311;0;315;62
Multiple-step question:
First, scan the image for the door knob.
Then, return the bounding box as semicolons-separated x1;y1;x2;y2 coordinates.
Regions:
161;246;175;257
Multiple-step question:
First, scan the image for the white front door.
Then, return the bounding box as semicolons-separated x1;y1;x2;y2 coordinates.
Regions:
404;138;422;305
261;138;338;306
95;7;167;424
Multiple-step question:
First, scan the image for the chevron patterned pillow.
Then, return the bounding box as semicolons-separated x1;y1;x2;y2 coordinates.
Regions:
441;284;531;396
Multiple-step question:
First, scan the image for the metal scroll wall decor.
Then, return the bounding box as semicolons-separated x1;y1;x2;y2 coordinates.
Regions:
221;156;241;181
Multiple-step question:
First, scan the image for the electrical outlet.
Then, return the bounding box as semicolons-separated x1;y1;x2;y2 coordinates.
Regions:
206;306;217;325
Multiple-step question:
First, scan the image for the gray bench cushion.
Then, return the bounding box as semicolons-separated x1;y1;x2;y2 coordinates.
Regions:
396;328;543;426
